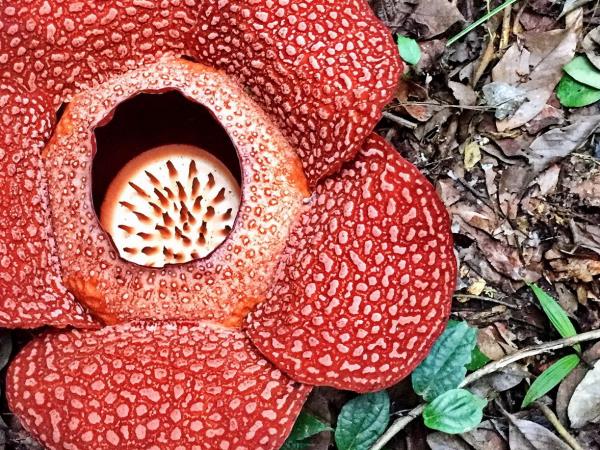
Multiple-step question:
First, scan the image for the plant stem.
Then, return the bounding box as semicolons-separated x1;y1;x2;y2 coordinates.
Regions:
370;328;600;450
534;401;584;450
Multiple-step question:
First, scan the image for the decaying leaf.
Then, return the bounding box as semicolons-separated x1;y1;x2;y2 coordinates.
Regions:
449;81;478;106
508;416;571;450
412;0;464;38
461;420;509;450
427;432;471;450
464;142;482;171
527;115;600;174
482;82;527;120
494;14;581;131
582;25;600;70
568;360;600;428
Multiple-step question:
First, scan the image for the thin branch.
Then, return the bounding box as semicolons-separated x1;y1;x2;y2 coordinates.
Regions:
381;112;418;130
370;328;600;450
534;401;584;450
454;293;519;309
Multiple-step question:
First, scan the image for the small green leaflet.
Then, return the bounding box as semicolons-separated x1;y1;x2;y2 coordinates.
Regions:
423;389;487;434
335;391;389;450
466;346;491;372
557;74;600;107
522;354;580;408
529;283;581;353
412;320;477;402
281;411;332;450
563;55;600;90
396;35;421;65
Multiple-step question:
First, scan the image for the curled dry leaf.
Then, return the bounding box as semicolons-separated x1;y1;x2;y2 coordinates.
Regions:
461;420;509;450
493;14;581;131
527;115;600;175
448;81;478;107
508;416;571;450
482;82;527;120
582;26;600;70
568;360;600;428
427;432;471;450
556;341;600;425
412;0;464;39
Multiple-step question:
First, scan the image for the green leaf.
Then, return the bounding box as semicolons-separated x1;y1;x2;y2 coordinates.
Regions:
522;354;580;408
423;389;487;434
466;346;491;372
529;283;581;353
557;74;600;107
281;411;332;450
335;391;390;450
412;321;477;402
396;35;421;65
563;55;600;89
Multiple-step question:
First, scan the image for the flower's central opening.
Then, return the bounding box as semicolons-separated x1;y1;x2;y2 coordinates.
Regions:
92;91;241;268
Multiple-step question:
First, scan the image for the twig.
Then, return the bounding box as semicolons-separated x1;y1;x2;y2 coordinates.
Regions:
381;112;418;130
472;32;497;87
454;293;519;309
534;401;584;450
370;328;600;450
500;3;512;49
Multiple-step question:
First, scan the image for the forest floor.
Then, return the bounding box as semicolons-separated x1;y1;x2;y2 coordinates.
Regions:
3;1;600;449
331;0;600;448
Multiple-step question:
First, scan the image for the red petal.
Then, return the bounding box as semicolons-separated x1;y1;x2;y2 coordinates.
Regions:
191;1;403;184
7;321;311;449
0;1;196;102
245;134;456;392
1;0;401;185
0;82;96;328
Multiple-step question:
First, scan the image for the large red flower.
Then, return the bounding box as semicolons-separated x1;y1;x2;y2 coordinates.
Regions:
0;1;456;449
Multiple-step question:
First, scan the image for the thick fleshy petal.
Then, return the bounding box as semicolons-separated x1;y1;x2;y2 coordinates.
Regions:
192;0;403;184
7;321;311;450
0;82;96;328
0;0;401;185
246;134;457;392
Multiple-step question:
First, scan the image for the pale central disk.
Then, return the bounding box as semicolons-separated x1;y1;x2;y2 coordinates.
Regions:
100;144;240;268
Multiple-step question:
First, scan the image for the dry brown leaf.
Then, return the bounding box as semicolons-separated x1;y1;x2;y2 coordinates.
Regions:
469;364;529;398
582;25;600;70
570;220;600;256
507;416;571;450
568;360;600;428
528;115;600;174
549;258;600;282
412;0;464;38
556;342;600;424
564;168;600;207
427;432;471;450
494;15;581;131
449;81;478;106
461;420;509;450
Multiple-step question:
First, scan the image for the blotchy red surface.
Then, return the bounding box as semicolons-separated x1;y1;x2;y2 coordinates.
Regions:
0;82;96;328
7;321;311;450
43;58;309;326
246;134;457;392
0;0;401;185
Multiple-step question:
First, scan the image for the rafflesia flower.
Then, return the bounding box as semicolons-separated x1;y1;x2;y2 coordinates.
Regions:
0;1;456;449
